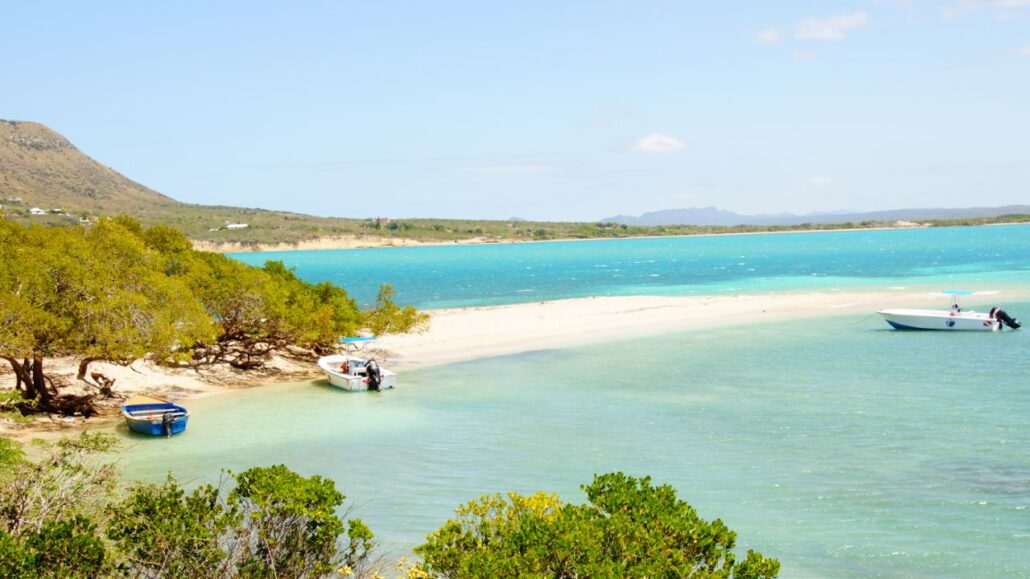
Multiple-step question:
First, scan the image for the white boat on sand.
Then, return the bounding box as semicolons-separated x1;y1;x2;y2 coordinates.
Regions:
317;355;396;391
877;290;1021;332
317;336;396;391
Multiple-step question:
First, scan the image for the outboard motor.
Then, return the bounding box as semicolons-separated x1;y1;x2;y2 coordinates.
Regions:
991;307;1022;330
366;360;382;391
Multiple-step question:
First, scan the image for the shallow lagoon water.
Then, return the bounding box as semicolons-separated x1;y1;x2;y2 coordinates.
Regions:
231;225;1030;308
119;305;1030;578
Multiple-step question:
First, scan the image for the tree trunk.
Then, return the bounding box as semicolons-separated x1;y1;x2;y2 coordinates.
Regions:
21;357;37;399
31;356;52;405
76;357;101;382
2;356;31;398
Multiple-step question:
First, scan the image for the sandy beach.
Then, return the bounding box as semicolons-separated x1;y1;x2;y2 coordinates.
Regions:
0;286;1013;438
375;288;978;369
192;234;502;253
191;222;957;254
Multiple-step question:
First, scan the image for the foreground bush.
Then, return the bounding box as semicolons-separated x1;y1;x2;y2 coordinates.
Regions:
0;434;119;578
109;465;376;579
0;434;778;577
412;472;780;578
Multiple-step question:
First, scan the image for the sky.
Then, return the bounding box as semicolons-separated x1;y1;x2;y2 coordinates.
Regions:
2;1;1028;221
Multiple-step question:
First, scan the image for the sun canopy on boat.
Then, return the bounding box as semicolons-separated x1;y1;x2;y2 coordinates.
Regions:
340;336;377;344
942;290;973;296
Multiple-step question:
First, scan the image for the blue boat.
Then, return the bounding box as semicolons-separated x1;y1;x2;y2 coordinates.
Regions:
121;395;190;436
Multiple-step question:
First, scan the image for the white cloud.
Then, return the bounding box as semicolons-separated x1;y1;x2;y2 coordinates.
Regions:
795;12;869;40
457;163;555;174
633;133;686;153
809;176;834;187
1018;46;1030;55
756;28;781;43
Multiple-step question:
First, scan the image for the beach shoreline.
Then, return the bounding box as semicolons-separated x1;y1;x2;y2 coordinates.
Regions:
374;287;1007;369
194;222;946;254
5;285;1016;439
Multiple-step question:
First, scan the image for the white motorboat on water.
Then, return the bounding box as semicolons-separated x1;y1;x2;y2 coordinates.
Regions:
877;290;1021;332
317;336;397;391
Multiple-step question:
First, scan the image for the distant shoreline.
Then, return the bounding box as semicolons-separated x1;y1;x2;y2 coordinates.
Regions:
196;222;941;254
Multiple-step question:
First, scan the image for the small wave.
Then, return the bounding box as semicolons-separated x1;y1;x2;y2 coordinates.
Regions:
515;289;537;293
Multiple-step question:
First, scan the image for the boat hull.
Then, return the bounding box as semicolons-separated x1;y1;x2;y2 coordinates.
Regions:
877;309;998;331
124;414;189;436
121;396;190;436
317;355;397;391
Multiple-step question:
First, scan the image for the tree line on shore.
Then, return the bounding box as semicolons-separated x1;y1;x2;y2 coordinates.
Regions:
0;216;428;416
0;433;780;578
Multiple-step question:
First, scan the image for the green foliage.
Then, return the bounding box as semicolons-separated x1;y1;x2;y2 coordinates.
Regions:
0;434;779;579
0;437;24;468
365;285;430;338
260;260;364;349
231;464;364;578
0;433;119;538
107;476;238;578
0;516;109;578
0;217;426;405
0;391;32;424
414;472;780;578
0;433;116;578
109;465;375;579
0;217;216;399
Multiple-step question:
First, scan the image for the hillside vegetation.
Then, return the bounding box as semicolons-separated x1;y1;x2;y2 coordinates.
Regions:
0;120;176;214
3;120;1029;249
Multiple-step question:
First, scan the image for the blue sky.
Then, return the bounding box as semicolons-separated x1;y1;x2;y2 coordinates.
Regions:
3;1;1028;220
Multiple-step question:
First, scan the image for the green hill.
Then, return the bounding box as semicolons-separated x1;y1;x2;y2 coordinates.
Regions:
0;120;599;247
0;120;176;214
3;120;1028;250
0;120;367;245
0;120;651;247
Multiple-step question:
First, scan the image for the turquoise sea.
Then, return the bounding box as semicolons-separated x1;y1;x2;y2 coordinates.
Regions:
231;225;1030;308
120;225;1030;577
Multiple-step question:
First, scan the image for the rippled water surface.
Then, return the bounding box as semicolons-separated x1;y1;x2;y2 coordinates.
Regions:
116;226;1030;577
231;225;1030;308
119;306;1030;578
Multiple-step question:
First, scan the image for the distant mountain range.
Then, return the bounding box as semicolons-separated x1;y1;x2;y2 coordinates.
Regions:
603;205;1030;227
